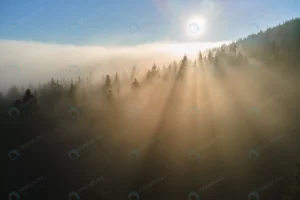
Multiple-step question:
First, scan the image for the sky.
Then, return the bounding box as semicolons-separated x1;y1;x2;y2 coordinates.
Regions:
1;0;299;45
0;0;299;92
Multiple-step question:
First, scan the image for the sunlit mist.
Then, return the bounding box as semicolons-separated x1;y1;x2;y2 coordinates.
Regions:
0;39;230;92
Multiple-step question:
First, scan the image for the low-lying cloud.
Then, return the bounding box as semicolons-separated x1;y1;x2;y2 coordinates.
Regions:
0;39;230;92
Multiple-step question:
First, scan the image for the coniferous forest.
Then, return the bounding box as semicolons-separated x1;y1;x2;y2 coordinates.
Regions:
2;18;300;200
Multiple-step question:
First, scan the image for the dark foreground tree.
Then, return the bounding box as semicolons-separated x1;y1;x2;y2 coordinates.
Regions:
132;78;139;89
23;89;34;103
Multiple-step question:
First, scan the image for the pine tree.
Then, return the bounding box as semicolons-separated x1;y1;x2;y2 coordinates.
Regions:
23;89;34;102
207;50;213;63
130;66;137;80
146;70;152;80
107;90;114;100
70;79;75;95
114;73;120;85
132;78;139;89
193;60;197;68
150;63;159;78
7;85;21;103
198;52;203;66
113;72;120;94
271;40;277;55
177;54;188;80
105;75;112;87
152;63;157;72
230;43;237;54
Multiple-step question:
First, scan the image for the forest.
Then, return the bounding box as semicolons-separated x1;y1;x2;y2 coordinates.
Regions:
3;18;300;200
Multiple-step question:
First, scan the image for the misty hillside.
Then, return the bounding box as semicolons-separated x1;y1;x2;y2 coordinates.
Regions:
2;19;300;200
238;18;300;68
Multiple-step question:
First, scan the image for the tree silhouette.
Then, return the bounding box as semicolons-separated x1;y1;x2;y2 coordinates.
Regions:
113;72;120;94
7;85;21;104
152;63;157;72
130;66;137;80
70;80;75;96
132;78;139;89
198;52;203;66
22;89;34;103
177;54;188;80
105;75;112;87
146;70;152;80
107;90;114;100
207;50;213;64
114;73;120;85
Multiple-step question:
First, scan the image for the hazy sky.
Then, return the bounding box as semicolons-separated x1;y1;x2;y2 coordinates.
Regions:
0;0;299;92
0;0;299;45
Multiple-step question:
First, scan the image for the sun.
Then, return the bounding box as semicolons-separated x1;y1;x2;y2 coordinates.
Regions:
186;17;206;38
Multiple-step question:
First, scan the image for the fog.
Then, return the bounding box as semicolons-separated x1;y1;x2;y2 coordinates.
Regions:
0;39;230;92
2;37;300;200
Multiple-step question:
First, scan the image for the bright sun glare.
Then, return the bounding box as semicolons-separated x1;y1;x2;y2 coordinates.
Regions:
187;17;206;38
